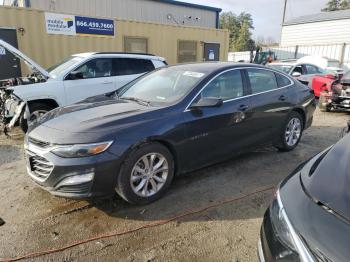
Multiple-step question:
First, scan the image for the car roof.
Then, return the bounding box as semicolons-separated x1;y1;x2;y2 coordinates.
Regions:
166;62;267;74
72;52;165;61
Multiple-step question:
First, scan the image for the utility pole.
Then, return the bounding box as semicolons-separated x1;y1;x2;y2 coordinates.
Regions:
282;0;287;24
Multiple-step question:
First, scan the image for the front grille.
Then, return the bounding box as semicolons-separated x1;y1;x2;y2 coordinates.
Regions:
27;151;54;180
28;137;51;149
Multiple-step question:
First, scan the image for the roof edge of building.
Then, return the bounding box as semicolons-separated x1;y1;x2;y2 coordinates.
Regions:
150;0;222;12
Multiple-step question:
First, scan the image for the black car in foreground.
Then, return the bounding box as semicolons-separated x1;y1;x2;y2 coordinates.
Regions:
24;62;316;204
259;133;350;262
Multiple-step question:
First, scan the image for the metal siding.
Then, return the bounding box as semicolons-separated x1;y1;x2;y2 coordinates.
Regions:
29;0;217;28
0;6;228;74
281;19;350;46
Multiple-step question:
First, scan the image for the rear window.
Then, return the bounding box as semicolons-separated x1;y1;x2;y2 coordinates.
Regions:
113;58;155;76
275;72;292;88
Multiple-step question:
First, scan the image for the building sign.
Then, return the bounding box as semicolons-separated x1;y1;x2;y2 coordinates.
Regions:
75;16;114;37
45;13;76;36
45;12;115;37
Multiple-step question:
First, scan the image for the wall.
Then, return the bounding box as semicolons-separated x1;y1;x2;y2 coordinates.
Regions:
28;0;219;28
281;19;350;46
0;6;228;72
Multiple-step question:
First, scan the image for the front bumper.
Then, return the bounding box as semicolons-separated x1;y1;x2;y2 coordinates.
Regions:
24;138;122;199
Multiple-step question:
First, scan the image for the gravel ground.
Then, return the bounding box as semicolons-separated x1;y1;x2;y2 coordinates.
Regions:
0;108;348;262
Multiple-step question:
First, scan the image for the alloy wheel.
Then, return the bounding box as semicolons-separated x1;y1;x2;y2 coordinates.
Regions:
285;117;302;146
29;110;48;122
130;153;169;197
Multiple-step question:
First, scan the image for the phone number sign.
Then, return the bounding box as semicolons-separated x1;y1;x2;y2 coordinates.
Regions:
75;16;115;37
45;12;115;37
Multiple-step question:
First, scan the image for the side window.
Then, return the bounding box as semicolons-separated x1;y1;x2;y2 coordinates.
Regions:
74;59;112;79
113;58;155;76
247;69;278;94
292;66;303;75
201;70;244;100
305;65;319;74
275;72;292;88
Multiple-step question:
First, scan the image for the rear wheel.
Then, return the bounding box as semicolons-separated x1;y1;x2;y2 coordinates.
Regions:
115;143;174;205
275;111;304;152
20;103;54;133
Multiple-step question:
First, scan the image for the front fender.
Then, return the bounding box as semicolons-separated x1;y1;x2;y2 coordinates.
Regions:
12;80;64;106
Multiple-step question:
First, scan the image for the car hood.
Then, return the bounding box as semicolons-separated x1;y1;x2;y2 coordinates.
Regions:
301;134;350;220
0;39;50;79
31;98;155;134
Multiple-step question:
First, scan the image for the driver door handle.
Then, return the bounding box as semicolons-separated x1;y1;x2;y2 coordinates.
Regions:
239;104;249;111
279;95;287;101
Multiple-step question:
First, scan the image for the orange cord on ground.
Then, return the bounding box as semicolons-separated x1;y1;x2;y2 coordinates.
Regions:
0;186;275;262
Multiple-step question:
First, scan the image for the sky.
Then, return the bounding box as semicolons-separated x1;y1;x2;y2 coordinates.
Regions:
186;0;329;42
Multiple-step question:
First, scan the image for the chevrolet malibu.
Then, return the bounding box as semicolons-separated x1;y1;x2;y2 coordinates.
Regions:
24;63;316;204
259;132;350;261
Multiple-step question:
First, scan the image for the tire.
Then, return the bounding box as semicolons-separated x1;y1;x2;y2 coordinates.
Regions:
275;111;304;152
318;95;331;112
20;103;54;133
115;142;174;205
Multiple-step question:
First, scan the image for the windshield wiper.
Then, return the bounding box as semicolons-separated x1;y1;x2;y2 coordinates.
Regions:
120;97;151;106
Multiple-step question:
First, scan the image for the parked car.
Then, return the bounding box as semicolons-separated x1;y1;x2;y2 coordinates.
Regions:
0;39;167;132
24;63;316;204
267;61;327;85
319;70;350;112
258;131;350;262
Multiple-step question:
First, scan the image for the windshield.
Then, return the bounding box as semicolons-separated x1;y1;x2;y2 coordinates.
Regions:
268;64;293;74
48;56;84;79
119;67;207;106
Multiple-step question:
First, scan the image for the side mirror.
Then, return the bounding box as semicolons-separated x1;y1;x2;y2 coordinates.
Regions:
190;97;223;109
67;71;84;80
292;72;301;78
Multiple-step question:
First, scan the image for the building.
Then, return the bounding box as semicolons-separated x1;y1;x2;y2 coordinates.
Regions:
281;10;350;46
3;0;221;29
0;2;228;78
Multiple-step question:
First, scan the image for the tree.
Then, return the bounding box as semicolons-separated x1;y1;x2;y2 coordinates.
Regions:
322;0;350;11
219;11;255;52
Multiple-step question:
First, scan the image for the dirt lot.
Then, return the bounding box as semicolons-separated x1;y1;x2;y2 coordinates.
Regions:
0;108;348;262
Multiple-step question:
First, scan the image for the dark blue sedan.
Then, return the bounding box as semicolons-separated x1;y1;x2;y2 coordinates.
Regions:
24;63;316;204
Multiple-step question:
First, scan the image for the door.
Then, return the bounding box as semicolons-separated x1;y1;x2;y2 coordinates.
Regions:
63;58;116;105
0;28;21;79
203;43;220;62
113;58;155;90
183;69;252;170
245;68;293;144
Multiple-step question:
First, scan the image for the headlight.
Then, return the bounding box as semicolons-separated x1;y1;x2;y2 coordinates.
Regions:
270;190;314;262
270;193;296;252
51;141;113;158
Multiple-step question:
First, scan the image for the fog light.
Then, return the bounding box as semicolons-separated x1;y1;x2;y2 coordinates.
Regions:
56;171;94;188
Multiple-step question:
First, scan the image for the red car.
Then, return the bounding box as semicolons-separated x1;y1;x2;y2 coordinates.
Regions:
318;71;350;112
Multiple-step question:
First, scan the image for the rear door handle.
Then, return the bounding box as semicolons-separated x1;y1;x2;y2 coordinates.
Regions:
102;81;113;84
239;104;249;111
279;95;287;101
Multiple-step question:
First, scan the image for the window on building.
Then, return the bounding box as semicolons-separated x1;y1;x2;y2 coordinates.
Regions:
178;40;197;63
124;37;148;53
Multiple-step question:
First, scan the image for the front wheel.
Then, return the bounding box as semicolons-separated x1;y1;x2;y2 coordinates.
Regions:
275;112;304;152
115;143;174;205
20;103;53;133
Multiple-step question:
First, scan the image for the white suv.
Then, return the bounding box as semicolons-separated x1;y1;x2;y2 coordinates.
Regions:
0;40;167;132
